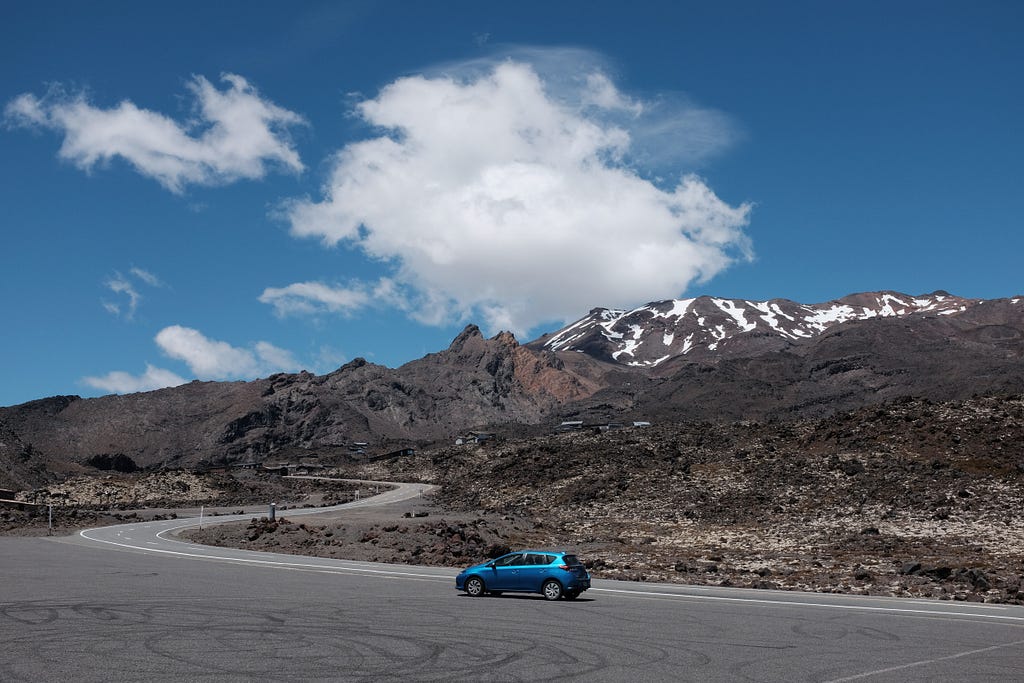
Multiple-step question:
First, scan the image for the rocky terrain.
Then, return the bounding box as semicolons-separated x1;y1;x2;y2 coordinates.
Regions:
3;291;1023;486
179;395;1024;604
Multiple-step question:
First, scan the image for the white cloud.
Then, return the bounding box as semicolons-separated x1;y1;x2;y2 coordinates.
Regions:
155;325;301;379
83;326;307;396
280;54;752;336
103;272;142;319
5;74;305;192
259;281;371;317
82;364;187;394
129;266;163;288
102;267;164;319
258;278;406;318
582;72;644;115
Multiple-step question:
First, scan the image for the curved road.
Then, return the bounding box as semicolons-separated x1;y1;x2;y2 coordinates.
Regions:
1;482;1022;681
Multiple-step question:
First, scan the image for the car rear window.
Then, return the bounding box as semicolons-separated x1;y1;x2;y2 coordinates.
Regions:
562;554;582;566
526;553;553;565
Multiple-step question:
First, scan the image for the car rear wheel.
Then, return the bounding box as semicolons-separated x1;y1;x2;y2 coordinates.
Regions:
542;579;563;601
465;576;485;597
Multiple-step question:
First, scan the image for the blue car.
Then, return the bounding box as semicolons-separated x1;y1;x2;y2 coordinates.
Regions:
455;550;591;600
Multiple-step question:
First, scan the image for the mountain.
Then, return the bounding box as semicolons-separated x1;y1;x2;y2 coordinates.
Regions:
0;325;614;483
537;291;1024;422
527;291;984;367
2;290;1023;488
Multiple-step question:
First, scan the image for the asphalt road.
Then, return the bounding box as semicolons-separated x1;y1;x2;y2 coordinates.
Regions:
2;483;1023;682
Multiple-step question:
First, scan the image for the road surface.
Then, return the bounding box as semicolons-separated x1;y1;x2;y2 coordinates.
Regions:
1;482;1022;681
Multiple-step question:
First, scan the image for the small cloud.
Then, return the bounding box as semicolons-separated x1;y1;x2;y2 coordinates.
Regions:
155;325;301;379
85;326;308;396
253;341;300;373
103;272;142;319
581;72;644;115
102;267;164;319
258;278;406;318
5;74;306;193
129;266;163;288
82;364;187;394
473;32;490;47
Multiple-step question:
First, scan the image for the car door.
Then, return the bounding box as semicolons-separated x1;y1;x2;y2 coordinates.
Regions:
519;553;552;591
488;552;526;590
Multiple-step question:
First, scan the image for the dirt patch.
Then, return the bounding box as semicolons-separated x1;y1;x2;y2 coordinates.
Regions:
180;496;528;566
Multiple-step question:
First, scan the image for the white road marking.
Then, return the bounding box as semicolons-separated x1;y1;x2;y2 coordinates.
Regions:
78;529;452;580
824;638;1024;681
590;588;1024;622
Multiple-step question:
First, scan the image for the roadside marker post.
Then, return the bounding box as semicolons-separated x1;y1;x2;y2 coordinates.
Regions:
48;505;52;536
269;502;276;521
199;505;204;530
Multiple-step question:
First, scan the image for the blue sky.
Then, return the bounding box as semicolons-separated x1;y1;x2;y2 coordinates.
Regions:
2;1;1021;407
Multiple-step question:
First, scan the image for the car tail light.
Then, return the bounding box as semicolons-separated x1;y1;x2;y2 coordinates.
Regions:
558;564;570;570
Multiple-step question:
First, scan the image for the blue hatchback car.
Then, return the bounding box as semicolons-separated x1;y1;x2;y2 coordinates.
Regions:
455;550;591;600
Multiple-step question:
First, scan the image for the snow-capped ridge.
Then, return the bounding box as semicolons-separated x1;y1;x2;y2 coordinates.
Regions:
535;291;981;367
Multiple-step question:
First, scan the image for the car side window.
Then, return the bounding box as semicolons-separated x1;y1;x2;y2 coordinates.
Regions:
494;553;524;567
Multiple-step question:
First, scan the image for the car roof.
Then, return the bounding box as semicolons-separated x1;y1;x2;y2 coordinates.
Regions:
508;549;568;555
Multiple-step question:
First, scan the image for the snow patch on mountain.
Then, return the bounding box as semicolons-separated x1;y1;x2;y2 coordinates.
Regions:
537;291;980;367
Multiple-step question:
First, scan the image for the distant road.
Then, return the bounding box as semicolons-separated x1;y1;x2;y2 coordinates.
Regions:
2;482;1022;681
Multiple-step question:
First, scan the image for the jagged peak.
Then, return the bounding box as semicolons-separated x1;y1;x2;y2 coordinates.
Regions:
448;324;484;352
491;331;519;347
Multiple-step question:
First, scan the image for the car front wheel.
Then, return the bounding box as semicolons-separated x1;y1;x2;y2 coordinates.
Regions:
465;576;485;597
542;579;563;601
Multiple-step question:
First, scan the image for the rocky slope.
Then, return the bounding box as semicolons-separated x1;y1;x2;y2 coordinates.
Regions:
0;326;606;485
319;394;1024;603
